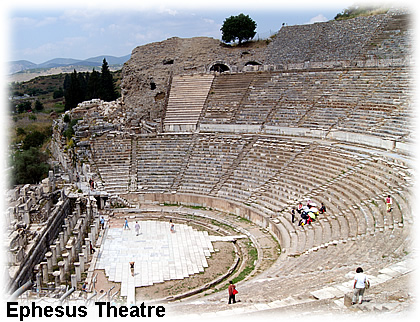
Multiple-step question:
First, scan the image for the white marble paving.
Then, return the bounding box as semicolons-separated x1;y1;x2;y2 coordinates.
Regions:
95;220;215;302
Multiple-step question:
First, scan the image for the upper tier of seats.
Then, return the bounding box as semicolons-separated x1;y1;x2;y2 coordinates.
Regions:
266;12;411;64
199;67;412;142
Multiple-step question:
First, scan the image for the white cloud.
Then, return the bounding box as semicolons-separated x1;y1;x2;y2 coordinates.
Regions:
203;18;214;24
35;16;58;27
157;5;178;16
306;14;328;24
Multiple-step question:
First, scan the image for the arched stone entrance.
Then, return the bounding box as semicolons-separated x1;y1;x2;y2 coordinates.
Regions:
210;63;230;73
245;61;262;66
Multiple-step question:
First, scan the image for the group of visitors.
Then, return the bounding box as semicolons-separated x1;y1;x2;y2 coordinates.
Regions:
123;218;176;234
291;200;326;226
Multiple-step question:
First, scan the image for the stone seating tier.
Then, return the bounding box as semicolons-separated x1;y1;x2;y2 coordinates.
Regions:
164;74;214;130
197;67;411;140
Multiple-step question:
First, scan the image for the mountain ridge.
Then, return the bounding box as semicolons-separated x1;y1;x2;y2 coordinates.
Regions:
9;54;131;74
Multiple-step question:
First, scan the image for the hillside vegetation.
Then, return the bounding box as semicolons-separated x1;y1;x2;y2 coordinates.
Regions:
8;69;122;186
335;4;390;20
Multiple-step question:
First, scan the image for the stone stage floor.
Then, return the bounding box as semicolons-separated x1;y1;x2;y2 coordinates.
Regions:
95;220;215;304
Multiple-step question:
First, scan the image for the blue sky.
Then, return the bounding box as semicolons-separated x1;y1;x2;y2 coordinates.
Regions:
4;0;360;64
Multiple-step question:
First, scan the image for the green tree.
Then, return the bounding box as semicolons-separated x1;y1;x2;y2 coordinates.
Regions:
22;130;46;150
16;101;32;113
87;68;101;100
11;147;50;185
34;99;44;111
221;13;257;45
99;58;118;102
64;70;84;111
53;87;64;99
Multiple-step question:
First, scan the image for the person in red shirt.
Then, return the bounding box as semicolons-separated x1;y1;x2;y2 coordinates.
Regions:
228;281;237;304
386;195;392;212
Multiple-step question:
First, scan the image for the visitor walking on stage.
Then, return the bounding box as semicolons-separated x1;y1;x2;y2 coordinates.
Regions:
135;221;140;236
124;218;130;230
228;280;238;304
352;267;370;304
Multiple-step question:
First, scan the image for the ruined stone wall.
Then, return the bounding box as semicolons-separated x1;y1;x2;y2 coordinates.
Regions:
266;14;389;64
121;37;267;127
121;12;411;128
7;197;72;291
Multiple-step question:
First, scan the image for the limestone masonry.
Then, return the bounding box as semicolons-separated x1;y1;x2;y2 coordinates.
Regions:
6;8;415;315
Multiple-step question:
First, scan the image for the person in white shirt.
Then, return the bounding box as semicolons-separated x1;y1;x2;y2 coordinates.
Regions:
352;267;370;304
135;221;140;236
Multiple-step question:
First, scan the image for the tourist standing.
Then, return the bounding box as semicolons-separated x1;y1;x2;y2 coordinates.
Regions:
135;221;140;236
386;195;392;212
319;203;326;214
130;262;135;276
228;281;238;304
352;267;370;304
100;216;105;230
291;208;296;223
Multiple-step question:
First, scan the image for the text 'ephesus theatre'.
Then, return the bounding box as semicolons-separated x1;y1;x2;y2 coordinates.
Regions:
47;9;414;313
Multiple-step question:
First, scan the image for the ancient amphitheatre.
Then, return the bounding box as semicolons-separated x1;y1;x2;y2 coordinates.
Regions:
5;7;416;318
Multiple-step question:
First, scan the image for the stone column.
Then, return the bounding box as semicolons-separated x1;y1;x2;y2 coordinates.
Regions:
36;272;42;293
82;245;88;262
93;217;98;236
76;198;81;218
58;262;65;282
62;224;69;242
71;274;77;289
59;232;65;250
91;223;97;237
33;264;40;276
55;239;61;255
22;211;30;226
53;271;61;288
89;231;95;247
41;262;48;284
73;231;81;254
48;170;54;191
86;201;92;222
70;214;77;229
79;253;85;272
92;202;98;217
80;215;87;235
50;245;57;266
62;253;69;272
66;243;74;262
45;252;53;273
66;245;73;263
74;262;81;281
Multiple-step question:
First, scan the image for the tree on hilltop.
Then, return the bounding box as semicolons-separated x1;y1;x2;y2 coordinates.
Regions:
64;70;84;111
221;13;257;45
63;59;119;110
99;58;118;102
87;69;101;100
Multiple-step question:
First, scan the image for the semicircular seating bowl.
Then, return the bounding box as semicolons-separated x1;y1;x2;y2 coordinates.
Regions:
87;65;413;299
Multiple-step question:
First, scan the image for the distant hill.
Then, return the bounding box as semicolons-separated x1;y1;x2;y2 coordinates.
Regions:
9;60;37;74
9;54;131;74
